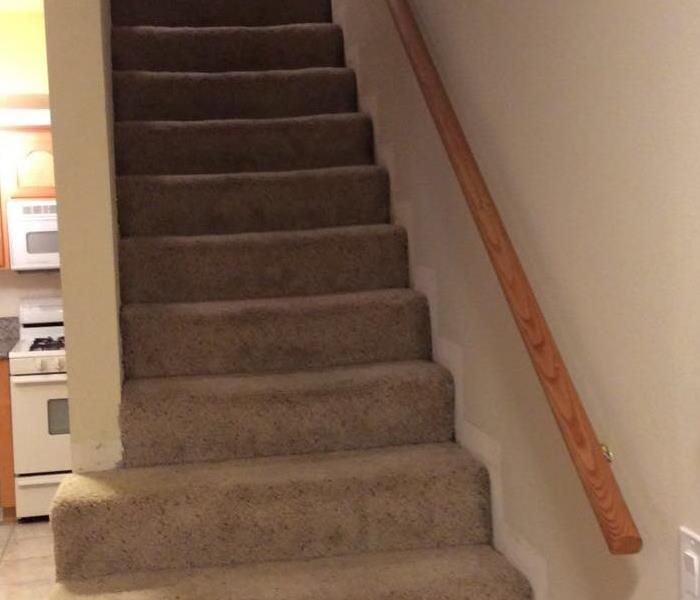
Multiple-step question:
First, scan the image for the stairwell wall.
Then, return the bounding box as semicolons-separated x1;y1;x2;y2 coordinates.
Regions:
334;1;698;599
44;0;123;472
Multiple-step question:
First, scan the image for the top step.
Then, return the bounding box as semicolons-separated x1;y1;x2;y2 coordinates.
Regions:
112;0;332;27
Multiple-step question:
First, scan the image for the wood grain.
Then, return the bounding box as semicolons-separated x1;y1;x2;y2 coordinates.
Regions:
0;360;15;510
385;0;642;554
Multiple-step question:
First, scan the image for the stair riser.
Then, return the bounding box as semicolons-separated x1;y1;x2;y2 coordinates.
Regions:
120;227;408;304
113;70;357;121
114;116;374;176
52;547;532;600
112;26;344;72
117;168;390;237
112;0;332;27
121;363;454;467
121;293;431;379
53;457;490;579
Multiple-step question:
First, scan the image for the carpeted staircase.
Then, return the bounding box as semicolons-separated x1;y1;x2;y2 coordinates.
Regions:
49;1;532;598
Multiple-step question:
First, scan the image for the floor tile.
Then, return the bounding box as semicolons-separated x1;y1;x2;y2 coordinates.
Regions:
12;521;52;541
0;581;53;599
0;555;55;586
0;526;13;560
3;534;54;561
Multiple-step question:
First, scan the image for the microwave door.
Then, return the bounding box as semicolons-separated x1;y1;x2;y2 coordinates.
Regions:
9;216;60;271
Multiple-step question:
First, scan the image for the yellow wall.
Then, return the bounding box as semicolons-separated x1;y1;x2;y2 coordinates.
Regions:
334;1;697;598
0;7;61;314
0;10;48;95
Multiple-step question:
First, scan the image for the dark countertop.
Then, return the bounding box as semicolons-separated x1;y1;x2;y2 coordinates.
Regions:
0;318;19;359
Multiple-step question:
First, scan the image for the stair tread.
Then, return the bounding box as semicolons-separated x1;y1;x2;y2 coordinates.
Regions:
112;23;344;73
113;23;341;33
111;0;333;28
50;545;531;600
121;289;431;379
120;224;408;303
53;443;492;579
117;165;390;237
113;68;357;121
113;66;352;77
120;222;403;245
55;443;478;500
117;164;385;185
123;358;446;386
122;287;425;314
114;113;374;176
121;360;454;467
116;112;369;127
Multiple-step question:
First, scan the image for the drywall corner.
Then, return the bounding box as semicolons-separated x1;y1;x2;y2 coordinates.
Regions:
44;0;122;472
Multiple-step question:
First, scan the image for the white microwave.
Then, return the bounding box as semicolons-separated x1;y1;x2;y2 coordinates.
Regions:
7;198;60;271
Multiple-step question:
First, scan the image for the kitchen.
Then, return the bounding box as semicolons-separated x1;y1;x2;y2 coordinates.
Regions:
0;0;66;595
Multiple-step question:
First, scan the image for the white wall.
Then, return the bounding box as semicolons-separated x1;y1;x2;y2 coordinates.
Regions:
334;1;697;598
44;0;122;472
0;271;61;317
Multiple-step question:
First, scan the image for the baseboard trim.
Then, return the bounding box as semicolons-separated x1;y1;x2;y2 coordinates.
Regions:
414;265;549;600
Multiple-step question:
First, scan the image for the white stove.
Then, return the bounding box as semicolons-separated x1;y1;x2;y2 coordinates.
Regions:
10;338;66;376
9;297;71;519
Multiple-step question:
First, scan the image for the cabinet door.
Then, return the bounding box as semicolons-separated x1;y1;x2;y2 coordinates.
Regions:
0;127;55;269
0;359;14;510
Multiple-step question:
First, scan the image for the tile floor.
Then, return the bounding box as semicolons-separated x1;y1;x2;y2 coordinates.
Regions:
0;519;55;599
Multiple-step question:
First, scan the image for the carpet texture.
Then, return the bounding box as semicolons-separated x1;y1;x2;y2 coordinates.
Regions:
114;114;374;176
111;0;332;28
53;444;491;580
114;68;357;121
112;25;345;72
51;547;530;600
50;0;532;597
120;224;408;303
120;361;454;467
117;166;390;237
121;290;431;379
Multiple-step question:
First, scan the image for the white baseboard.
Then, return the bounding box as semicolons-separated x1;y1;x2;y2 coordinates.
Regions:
414;266;549;600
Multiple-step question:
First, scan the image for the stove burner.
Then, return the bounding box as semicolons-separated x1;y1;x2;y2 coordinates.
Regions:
30;336;65;352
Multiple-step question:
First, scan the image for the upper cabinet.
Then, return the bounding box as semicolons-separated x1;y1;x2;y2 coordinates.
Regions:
0;95;55;270
0;127;54;194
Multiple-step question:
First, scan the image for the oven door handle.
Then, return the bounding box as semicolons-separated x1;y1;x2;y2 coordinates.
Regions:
16;473;68;488
11;373;67;385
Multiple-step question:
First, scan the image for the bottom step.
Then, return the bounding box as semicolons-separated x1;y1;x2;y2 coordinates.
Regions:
50;546;532;600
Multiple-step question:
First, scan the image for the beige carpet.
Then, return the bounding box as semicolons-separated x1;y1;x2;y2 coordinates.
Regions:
50;1;532;598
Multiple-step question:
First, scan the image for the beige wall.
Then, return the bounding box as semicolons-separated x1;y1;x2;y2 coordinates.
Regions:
0;7;61;314
44;0;122;471
334;1;697;598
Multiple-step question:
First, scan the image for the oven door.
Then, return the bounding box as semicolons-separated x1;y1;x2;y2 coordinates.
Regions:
10;373;71;475
7;199;60;271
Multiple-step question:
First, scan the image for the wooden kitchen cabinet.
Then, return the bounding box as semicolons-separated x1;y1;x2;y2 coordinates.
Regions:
0;359;14;512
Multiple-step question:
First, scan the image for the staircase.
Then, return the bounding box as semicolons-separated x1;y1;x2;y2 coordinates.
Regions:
49;1;532;598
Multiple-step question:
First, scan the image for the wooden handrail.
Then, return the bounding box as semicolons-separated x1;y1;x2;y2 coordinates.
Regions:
386;0;642;555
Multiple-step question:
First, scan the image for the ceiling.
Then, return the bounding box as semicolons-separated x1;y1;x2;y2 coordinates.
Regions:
0;0;43;12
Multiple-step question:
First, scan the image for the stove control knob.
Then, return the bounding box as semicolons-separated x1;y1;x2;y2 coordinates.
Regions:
38;359;47;372
57;358;66;372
